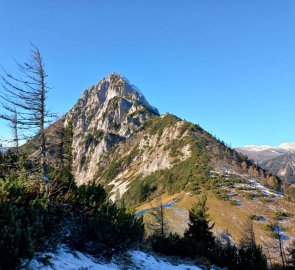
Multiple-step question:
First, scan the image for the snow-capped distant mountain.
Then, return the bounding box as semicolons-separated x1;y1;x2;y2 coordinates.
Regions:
276;142;295;151
241;145;272;152
241;142;295;153
236;142;295;184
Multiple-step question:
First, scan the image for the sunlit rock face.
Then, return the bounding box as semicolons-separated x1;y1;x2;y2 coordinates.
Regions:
64;73;159;184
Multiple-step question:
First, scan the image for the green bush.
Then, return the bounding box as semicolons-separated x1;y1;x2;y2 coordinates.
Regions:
243;192;255;200
67;182;144;256
148;233;189;257
272;211;289;221
0;181;62;270
0;173;144;268
71;203;144;256
238;245;268;270
248;215;260;221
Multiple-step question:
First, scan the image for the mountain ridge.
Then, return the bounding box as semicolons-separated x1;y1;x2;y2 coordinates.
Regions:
48;73;281;202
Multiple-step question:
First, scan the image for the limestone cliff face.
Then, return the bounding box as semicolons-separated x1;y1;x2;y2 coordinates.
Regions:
64;73;159;184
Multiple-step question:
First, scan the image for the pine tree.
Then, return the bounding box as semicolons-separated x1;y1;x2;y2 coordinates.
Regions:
148;194;169;238
184;193;215;256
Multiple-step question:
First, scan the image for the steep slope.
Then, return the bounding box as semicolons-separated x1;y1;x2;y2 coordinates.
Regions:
104;115;281;205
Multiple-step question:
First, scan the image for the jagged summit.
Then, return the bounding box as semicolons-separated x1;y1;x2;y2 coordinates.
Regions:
66;72;159;134
105;72;144;96
74;72;159;116
64;73;159;183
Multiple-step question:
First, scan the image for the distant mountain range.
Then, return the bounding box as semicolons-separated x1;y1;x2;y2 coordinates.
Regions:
236;143;295;184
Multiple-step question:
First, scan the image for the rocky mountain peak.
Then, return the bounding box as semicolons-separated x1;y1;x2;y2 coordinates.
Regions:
63;73;159;184
77;72;158;115
66;73;159;133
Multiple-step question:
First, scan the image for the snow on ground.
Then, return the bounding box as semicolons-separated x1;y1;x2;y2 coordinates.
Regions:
211;170;282;198
23;245;207;270
233;179;282;198
129;250;204;270
23;246;117;270
247;179;283;197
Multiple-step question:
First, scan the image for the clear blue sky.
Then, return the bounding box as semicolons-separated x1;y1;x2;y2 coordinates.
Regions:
0;0;294;147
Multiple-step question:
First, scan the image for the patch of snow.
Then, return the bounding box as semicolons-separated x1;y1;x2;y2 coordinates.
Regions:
235;200;241;206
23;245;206;270
248;179;283;197
219;170;283;198
24;245;118;270
130;250;202;270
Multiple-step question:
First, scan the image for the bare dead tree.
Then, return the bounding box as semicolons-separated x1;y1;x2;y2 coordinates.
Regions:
11;110;19;152
0;44;52;192
262;224;287;268
239;220;256;249
147;194;169;238
0;102;19;151
275;223;286;268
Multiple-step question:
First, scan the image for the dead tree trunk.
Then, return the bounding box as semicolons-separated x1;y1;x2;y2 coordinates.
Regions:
0;44;52;193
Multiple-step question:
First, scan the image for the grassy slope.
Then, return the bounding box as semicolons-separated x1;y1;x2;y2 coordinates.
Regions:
136;177;295;260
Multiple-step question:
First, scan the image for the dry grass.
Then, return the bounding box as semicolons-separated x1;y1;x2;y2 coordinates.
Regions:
137;188;295;259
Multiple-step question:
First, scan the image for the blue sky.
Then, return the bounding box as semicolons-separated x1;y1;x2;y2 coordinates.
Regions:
0;0;294;147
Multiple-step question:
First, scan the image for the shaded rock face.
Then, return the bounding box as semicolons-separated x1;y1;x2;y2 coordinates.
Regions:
261;152;295;184
64;73;159;184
